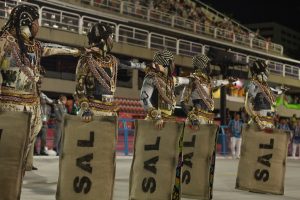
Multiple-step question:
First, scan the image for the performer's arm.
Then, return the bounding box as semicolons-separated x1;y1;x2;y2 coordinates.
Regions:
270;86;287;96
140;77;162;120
118;59;146;70
40;92;54;104
0;37;11;69
174;76;189;87
212;79;229;88
41;43;80;57
248;82;258;98
180;85;190;116
212;77;239;89
75;59;89;111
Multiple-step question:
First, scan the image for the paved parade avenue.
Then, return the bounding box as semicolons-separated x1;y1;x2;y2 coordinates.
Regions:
21;156;300;200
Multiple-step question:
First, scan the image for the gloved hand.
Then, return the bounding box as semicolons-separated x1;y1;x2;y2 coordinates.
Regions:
154;119;164;130
79;101;93;122
81;108;93;122
188;112;200;130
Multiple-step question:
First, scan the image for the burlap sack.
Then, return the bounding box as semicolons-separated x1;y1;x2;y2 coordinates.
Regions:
0;111;31;200
56;114;117;200
181;124;219;200
129;119;184;200
236;123;289;195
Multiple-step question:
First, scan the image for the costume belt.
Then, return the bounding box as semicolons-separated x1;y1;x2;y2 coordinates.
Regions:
0;89;38;105
256;115;274;124
196;109;214;121
88;99;119;113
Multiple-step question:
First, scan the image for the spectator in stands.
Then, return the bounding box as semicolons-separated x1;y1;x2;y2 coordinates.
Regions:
53;95;67;155
228;113;243;159
292;120;300;159
277;119;291;132
34;93;53;156
291;114;297;128
293;97;299;104
70;94;80;115
274;114;280;128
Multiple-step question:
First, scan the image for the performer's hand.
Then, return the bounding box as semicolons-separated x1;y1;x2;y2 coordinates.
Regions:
280;85;289;92
190;119;200;130
81;109;93;122
155;119;164;129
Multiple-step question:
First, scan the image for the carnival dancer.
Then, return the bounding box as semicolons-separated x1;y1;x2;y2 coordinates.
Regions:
75;22;145;119
245;60;283;129
236;60;289;195
179;54;232;199
56;22;145;200
129;49;186;200
0;4;79;200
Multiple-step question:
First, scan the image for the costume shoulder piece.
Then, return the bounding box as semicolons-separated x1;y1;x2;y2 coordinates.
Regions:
0;33;16;61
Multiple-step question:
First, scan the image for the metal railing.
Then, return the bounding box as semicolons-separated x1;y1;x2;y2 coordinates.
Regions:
81;16;117;35
79;0;284;55
149;33;177;53
178;39;203;57
118;24;149;48
0;0;284;55
41;6;80;33
0;2;300;80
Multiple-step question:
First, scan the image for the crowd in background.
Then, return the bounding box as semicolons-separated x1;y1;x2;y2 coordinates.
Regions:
90;0;262;41
284;95;300;104
275;114;300;158
225;110;300;159
34;94;79;156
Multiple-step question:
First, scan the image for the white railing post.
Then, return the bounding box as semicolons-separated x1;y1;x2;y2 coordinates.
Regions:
214;28;217;38
90;0;94;6
202;46;206;55
250;38;253;48
171;16;175;27
298;68;300;80
38;7;42;26
147;9;151;22
120;1;124;14
60;11;62;23
232;33;236;43
280;45;284;55
176;40;180;55
246;56;249;64
148;33;151;49
282;64;286;77
193;21;197;33
115;24;120;42
78;17;83;34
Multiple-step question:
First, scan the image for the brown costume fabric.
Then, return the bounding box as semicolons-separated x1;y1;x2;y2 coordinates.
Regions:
236;123;289;195
129;119;184;200
181;124;219;200
25;138;35;171
0;111;31;200
56;115;117;200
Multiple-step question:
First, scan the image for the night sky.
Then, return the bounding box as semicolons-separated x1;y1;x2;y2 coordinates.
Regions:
198;0;300;33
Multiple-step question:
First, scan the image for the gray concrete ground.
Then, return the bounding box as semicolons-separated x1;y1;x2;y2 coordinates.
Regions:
21;157;300;200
